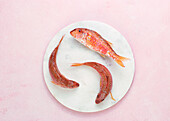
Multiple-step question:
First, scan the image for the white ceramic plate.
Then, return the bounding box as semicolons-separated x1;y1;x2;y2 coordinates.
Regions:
43;21;135;112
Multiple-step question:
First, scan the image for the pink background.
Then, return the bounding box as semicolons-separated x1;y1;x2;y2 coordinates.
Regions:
0;0;170;121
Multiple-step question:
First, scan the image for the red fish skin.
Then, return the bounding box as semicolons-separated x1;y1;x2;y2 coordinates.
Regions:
49;35;79;88
71;62;115;104
70;28;129;67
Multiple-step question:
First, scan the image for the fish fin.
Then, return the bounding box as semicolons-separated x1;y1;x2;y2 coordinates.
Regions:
114;56;130;67
71;63;84;67
106;40;113;46
58;35;65;45
118;56;130;61
115;59;125;67
99;53;106;58
51;81;57;85
110;92;116;101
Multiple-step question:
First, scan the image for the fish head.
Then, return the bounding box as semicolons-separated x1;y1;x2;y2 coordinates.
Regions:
70;28;86;41
95;92;107;104
67;80;79;88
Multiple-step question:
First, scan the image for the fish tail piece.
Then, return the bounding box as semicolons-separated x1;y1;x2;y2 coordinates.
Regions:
110;92;116;101
58;35;65;45
118;56;130;61
114;55;130;67
71;63;84;67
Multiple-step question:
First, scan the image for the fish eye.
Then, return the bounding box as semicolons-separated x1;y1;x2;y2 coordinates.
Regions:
79;30;81;32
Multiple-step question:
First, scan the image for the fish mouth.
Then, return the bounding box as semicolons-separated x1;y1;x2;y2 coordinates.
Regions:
70;29;76;36
68;80;79;88
75;83;79;87
95;99;102;104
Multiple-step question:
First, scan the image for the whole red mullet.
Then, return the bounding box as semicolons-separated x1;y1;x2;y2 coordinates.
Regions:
71;62;116;104
70;28;129;67
49;35;79;88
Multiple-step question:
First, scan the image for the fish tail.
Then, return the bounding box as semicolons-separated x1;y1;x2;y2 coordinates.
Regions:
113;55;130;67
58;35;65;45
110;92;116;101
71;63;84;67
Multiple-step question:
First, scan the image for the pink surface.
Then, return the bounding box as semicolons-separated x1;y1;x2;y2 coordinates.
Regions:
0;0;170;120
